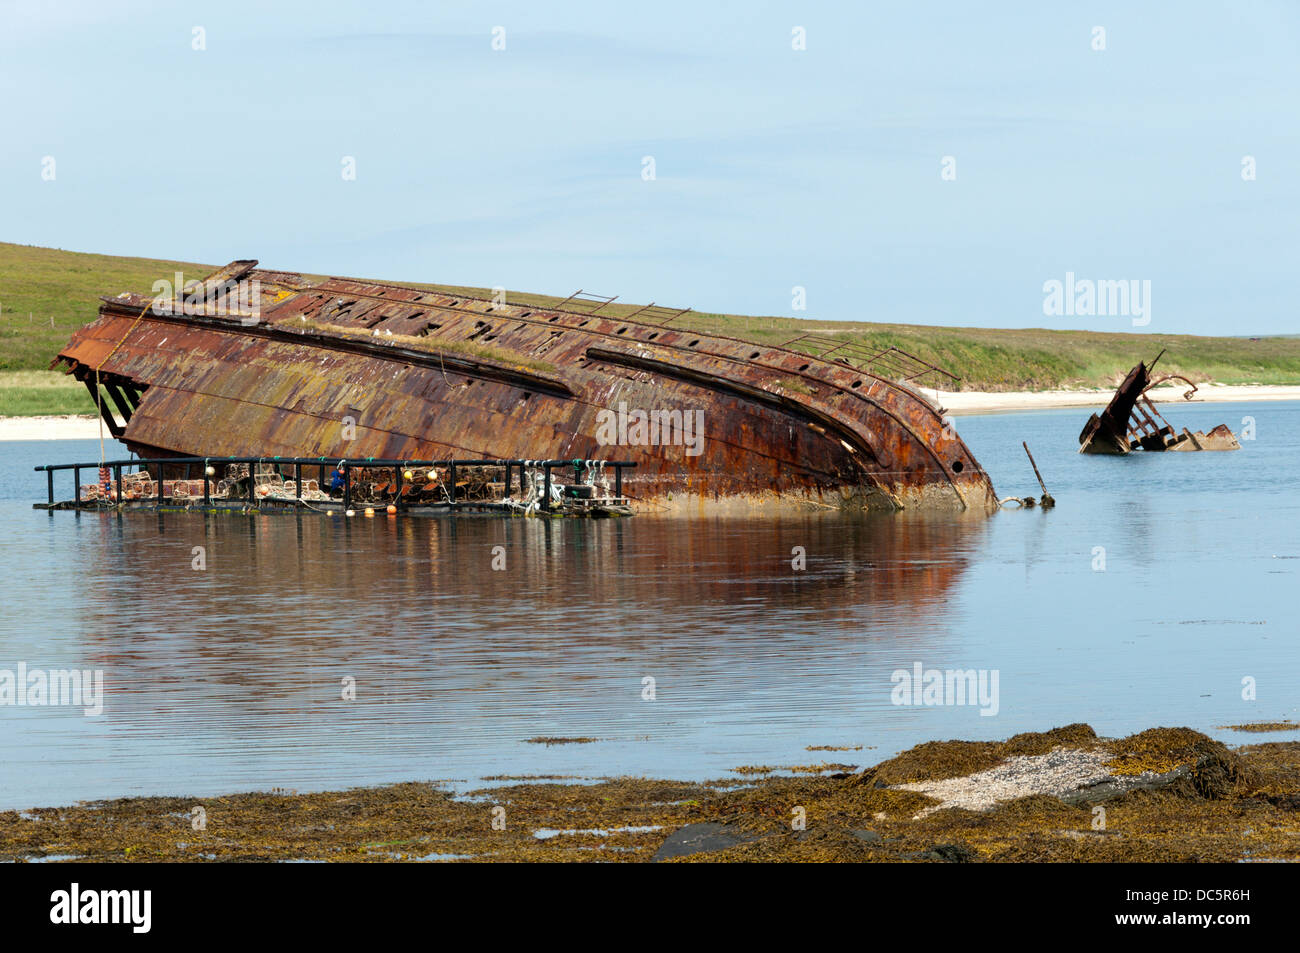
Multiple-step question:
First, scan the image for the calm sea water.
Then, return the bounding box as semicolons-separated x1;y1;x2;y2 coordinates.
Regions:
1;402;1297;809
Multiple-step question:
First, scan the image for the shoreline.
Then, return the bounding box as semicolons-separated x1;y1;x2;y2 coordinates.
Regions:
1;723;1296;862
924;382;1300;415
0;414;104;442
5;384;1300;441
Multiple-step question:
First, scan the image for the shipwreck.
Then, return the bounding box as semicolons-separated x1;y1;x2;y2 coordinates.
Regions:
52;261;999;513
1078;353;1241;454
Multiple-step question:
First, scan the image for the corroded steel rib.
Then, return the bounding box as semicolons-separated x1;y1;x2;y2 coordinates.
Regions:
54;262;999;513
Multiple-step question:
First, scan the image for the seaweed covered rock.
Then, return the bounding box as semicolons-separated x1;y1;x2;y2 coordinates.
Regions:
854;723;1098;787
914;842;979;863
652;822;760;862
1107;727;1256;799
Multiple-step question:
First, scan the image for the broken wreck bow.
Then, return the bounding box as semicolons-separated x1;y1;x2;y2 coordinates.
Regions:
1078;357;1241;454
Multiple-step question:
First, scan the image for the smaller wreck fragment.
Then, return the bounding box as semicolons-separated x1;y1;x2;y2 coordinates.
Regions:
1078;353;1240;455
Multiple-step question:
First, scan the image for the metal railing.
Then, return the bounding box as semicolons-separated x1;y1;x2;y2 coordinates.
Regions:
778;336;961;386
34;455;636;513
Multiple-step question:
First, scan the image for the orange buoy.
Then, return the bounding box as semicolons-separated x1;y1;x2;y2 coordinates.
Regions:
364;507;375;517
386;504;397;515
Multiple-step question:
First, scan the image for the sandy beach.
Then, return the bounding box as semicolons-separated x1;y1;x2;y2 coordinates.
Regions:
0;415;104;441
923;383;1300;415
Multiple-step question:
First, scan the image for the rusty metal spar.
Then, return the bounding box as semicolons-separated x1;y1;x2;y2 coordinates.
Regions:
1022;442;1054;508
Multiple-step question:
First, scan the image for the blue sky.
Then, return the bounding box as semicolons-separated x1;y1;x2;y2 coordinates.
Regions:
3;1;1297;334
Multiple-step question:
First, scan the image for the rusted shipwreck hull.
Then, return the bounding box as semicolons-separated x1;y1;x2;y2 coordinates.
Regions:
54;261;999;513
1079;357;1240;454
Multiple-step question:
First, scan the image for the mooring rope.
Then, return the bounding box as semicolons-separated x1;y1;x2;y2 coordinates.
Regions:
93;295;159;471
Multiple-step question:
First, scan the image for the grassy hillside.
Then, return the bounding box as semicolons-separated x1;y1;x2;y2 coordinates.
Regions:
3;241;1299;416
420;282;1300;391
0;243;209;416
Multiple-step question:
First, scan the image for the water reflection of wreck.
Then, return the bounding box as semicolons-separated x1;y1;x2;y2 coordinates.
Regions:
54;261;999;514
69;513;987;793
79;512;988;695
1078;354;1241;455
